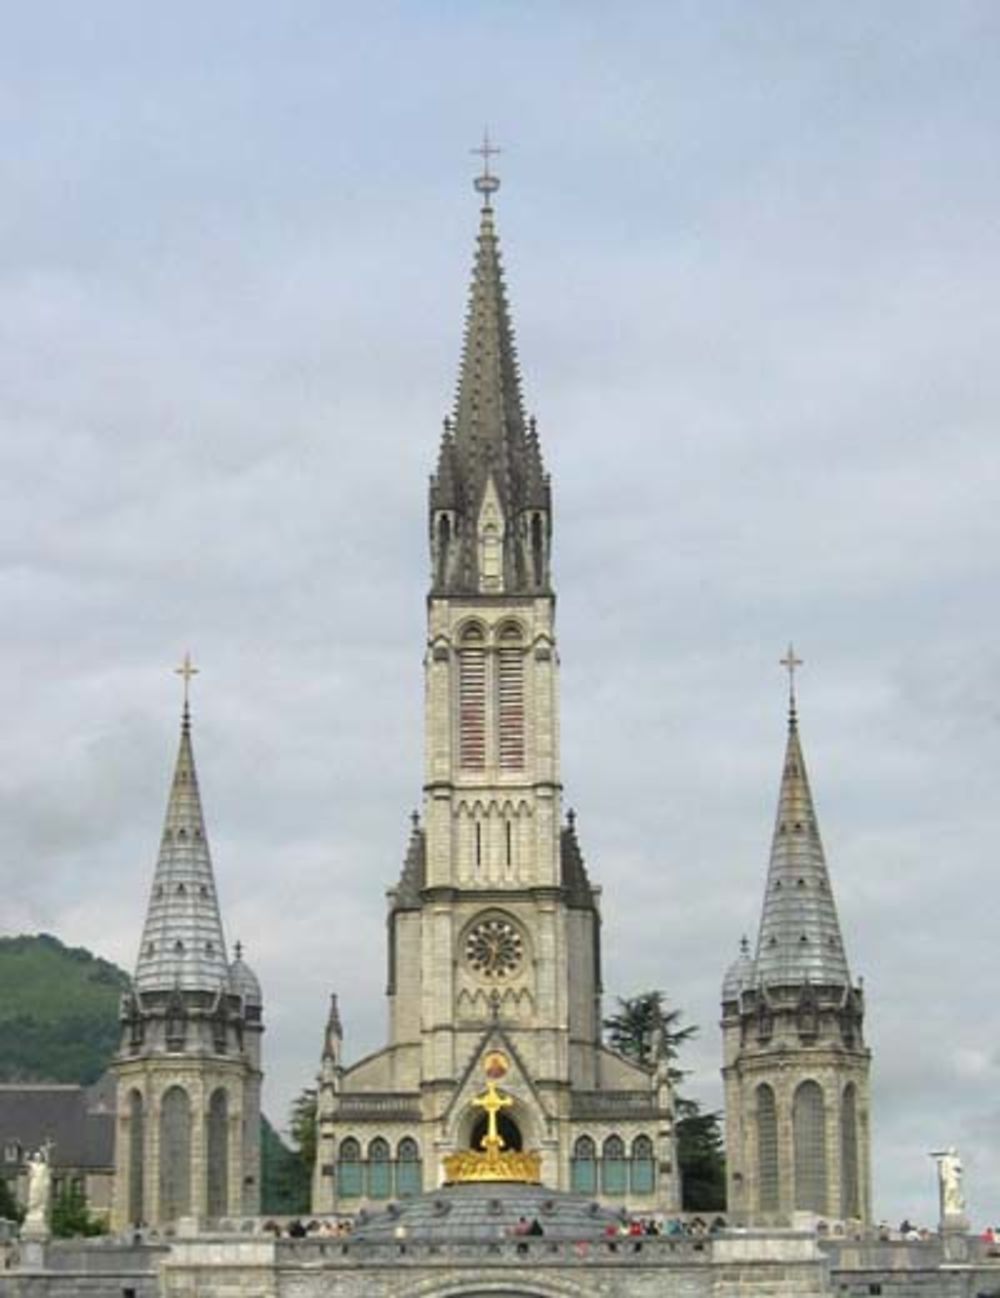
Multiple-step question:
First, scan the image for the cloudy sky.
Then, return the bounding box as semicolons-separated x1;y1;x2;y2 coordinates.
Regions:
1;2;997;1227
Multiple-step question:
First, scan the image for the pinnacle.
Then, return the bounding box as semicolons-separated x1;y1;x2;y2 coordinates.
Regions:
753;702;851;989
133;705;230;995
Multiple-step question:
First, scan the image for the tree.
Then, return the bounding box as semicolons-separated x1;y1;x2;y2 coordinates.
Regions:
260;1116;310;1215
603;990;726;1212
289;1087;318;1175
0;1176;22;1223
603;990;697;1081
51;1183;106;1238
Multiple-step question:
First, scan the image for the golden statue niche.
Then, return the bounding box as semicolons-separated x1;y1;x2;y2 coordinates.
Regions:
443;1052;542;1184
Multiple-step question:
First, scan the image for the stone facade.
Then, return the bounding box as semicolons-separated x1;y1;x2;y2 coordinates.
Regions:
313;183;676;1217
721;698;872;1226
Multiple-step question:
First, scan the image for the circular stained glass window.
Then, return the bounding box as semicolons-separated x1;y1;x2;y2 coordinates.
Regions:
464;918;523;981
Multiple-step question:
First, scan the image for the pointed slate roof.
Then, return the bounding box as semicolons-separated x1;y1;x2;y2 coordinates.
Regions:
430;181;550;592
133;704;230;995
753;700;852;989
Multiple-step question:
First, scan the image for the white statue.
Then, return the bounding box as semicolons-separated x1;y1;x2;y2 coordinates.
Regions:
24;1144;52;1234
933;1147;966;1219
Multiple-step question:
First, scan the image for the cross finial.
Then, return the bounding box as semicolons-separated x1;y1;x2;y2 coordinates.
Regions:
174;652;199;717
779;643;803;719
472;129;501;207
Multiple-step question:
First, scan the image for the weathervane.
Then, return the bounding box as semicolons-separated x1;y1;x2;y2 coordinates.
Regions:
472;129;501;206
174;652;199;712
779;643;803;716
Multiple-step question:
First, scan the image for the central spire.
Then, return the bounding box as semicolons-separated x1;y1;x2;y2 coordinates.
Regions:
429;146;551;595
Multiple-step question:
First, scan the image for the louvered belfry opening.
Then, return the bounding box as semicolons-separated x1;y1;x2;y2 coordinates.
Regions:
497;623;525;770
458;625;487;769
159;1085;192;1220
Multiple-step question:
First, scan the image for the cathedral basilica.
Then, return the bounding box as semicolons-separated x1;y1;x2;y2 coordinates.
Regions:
106;162;873;1239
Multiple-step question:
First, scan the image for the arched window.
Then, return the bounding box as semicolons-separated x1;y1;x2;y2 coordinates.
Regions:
337;1138;362;1199
630;1134;655;1194
367;1137;391;1200
396;1137;421;1198
601;1135;627;1196
756;1084;779;1213
159;1086;191;1221
794;1080;828;1213
570;1135;596;1195
128;1090;144;1226
497;624;525;771
840;1084;860;1219
458;625;486;770
206;1088;229;1217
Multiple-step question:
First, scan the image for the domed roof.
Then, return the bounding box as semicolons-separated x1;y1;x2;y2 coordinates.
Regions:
722;936;756;1002
352;1181;622;1245
229;943;262;1007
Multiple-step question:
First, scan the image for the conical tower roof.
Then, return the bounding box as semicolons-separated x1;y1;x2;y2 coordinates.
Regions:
753;672;851;989
133;702;230;995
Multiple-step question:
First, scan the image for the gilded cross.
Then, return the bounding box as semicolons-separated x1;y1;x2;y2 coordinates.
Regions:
472;129;501;204
780;643;803;711
174;652;199;709
472;1078;513;1154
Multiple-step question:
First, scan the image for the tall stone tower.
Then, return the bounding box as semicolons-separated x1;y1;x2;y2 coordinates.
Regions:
112;679;263;1229
721;657;871;1225
313;162;677;1214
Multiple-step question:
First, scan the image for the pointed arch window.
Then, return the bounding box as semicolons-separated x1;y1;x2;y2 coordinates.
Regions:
458;625;487;770
756;1084;779;1213
159;1086;192;1221
127;1090;145;1226
630;1134;655;1194
793;1080;828;1213
497;624;525;771
570;1135;596;1195
207;1088;229;1217
840;1084;860;1219
337;1138;362;1199
396;1137;421;1198
601;1135;627;1196
367;1137;391;1199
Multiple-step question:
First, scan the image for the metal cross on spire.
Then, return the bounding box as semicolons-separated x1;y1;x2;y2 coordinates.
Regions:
472;129;501;206
780;643;803;717
174;652;199;713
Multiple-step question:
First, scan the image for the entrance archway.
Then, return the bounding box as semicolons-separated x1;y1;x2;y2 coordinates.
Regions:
469;1110;522;1152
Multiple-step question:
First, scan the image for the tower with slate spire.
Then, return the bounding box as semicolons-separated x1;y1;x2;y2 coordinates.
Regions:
313;150;676;1215
111;673;263;1230
721;652;871;1225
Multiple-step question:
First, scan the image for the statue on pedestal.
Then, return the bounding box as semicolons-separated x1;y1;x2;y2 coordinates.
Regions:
932;1147;966;1223
23;1144;52;1238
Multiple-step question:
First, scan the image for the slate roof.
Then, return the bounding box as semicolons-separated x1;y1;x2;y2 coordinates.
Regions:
430;184;551;594
0;1078;114;1170
753;702;851;989
133;704;231;995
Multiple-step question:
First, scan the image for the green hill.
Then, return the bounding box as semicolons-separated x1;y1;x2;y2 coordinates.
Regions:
0;933;129;1084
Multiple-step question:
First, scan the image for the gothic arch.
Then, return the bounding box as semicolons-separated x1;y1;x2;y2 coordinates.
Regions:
755;1082;779;1213
127;1089;145;1226
793;1079;828;1214
159;1085;192;1221
840;1082;860;1219
206;1087;229;1217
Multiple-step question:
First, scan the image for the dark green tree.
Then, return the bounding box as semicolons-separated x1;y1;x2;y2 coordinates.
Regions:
603;990;726;1212
0;1176;23;1223
260;1116;310;1215
51;1183;106;1238
289;1087;318;1176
